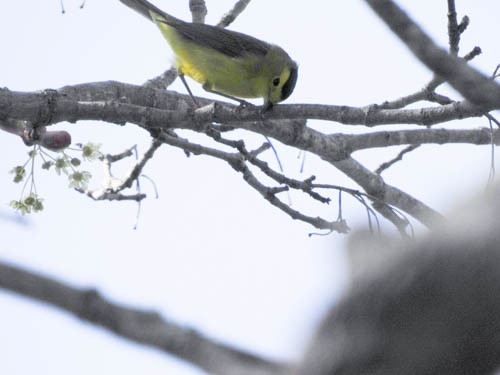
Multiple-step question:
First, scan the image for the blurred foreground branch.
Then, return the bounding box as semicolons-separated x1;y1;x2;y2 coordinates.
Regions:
0;261;288;375
298;185;500;375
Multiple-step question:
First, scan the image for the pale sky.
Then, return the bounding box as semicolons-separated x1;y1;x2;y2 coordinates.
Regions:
0;1;499;374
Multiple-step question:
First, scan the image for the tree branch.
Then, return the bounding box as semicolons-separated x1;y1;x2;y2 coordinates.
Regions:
0;261;287;375
0;82;457;228
375;145;420;175
364;0;500;109
332;157;443;228
0;83;487;129
347;127;499;151
189;0;207;23
155;130;350;233
379;46;482;110
76;139;162;201
446;0;460;55
217;0;253;28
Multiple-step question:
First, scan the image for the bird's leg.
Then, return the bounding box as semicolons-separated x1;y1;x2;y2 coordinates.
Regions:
202;83;254;108
179;73;200;108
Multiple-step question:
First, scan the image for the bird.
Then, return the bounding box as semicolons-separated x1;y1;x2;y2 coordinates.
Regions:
119;0;298;110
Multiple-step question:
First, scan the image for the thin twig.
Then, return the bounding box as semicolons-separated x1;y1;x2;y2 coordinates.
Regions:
492;64;500;80
447;0;460;55
121;139;163;189
263;135;285;173
144;67;179;90
375;145;421;175
76;140;162;202
189;0;207;23
157;131;349;232
485;113;500;128
487;116;496;186
249;158;330;204
217;0;253;28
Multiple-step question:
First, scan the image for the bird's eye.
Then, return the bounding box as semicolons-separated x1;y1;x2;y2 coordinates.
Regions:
272;77;280;86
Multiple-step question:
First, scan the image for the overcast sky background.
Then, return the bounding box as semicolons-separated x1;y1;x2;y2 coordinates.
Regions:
1;1;499;374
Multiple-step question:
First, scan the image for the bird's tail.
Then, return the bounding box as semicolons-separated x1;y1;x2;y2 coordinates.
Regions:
119;0;178;23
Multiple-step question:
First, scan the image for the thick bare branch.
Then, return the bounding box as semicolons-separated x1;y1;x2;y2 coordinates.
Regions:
0;83;486;129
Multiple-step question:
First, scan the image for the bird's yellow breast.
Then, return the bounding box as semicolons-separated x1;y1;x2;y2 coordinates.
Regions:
153;18;268;99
